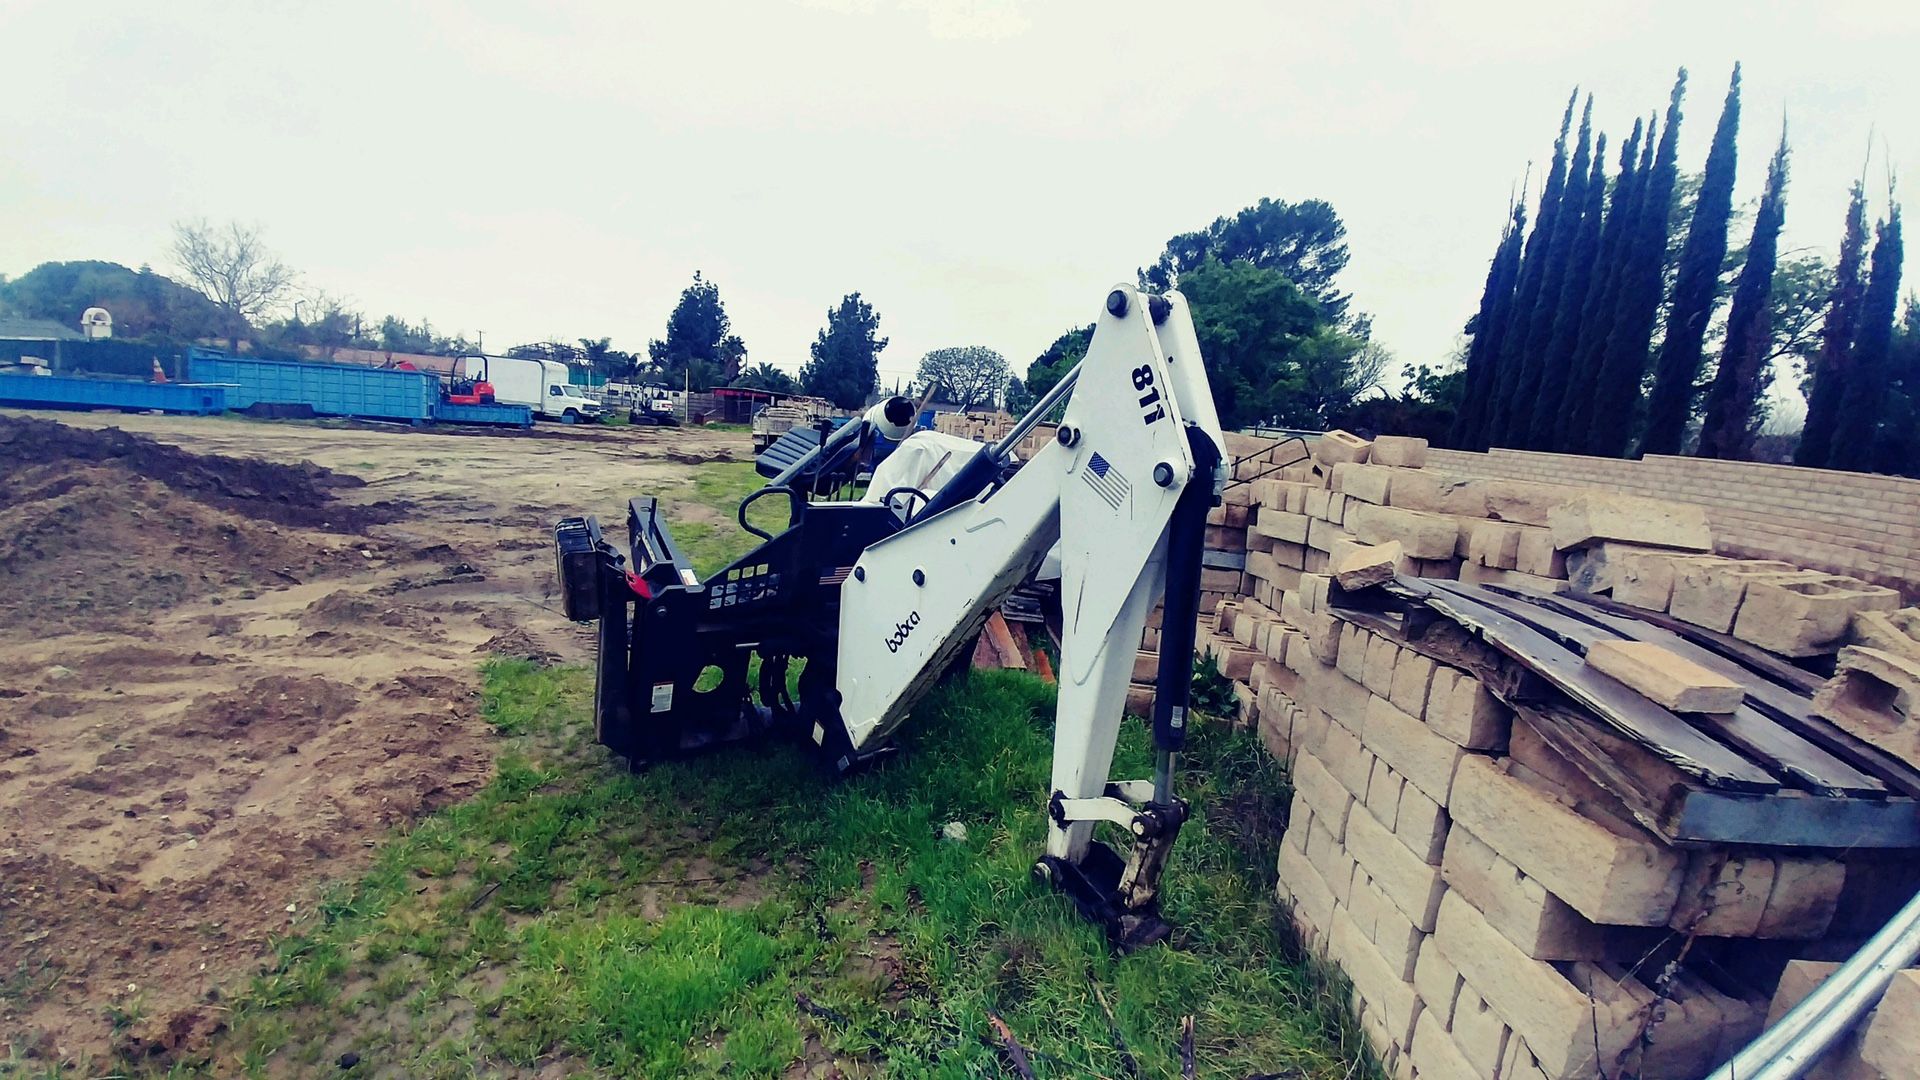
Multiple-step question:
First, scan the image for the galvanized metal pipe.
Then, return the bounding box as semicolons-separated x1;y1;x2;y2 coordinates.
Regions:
991;361;1081;462
1704;886;1920;1080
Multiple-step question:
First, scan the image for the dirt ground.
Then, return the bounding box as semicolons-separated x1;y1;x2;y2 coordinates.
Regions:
0;411;748;1065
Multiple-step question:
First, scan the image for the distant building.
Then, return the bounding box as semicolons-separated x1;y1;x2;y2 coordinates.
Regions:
0;316;85;371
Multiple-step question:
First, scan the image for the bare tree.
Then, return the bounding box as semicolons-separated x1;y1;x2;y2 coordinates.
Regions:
171;220;296;352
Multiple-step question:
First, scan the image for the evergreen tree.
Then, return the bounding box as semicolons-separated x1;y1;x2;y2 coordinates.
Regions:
1588;71;1687;457
1831;206;1905;472
1530;120;1609;450
1486;90;1579;446
1559;118;1646;452
1450;201;1528;450
647;271;748;387
1508;96;1595;449
800;292;888;409
1698;127;1789;459
1795;183;1869;467
1644;65;1743;455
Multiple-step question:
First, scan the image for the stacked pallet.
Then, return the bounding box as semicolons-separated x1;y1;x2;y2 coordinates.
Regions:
933;410;1018;442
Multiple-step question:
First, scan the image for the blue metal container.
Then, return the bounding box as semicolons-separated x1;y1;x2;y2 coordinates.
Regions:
186;350;437;421
432;401;534;428
0;374;229;415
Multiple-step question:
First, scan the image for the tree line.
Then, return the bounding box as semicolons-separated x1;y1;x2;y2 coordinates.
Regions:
1449;66;1915;475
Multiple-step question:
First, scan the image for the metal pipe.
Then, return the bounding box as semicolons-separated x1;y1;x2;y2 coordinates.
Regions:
1704;886;1920;1080
991;361;1081;461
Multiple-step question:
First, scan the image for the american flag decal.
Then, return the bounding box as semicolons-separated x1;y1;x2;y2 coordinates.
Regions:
1083;451;1131;510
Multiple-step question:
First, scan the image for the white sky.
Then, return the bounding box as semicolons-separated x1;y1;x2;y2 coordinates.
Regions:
3;1;1914;394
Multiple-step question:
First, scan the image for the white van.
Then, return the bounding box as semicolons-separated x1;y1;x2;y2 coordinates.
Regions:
460;355;602;423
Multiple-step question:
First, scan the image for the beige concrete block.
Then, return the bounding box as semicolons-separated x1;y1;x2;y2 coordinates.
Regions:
1812;646;1920;764
1449;755;1684;926
1271;539;1307;569
1513;525;1566;578
1585;639;1746;713
1304;571;1332;612
1410;1010;1477;1080
1305;819;1357;907
1450;990;1512;1079
1395;782;1449;864
1735;574;1904;657
1291;707;1331;761
1335;622;1370;688
1284;592;1340;667
1671;850;1776;937
1466;520;1523;570
1330;905;1422;1052
1458;563;1565;594
1432;892;1644;1080
1366;757;1404;831
1669;559;1806;633
1313;428;1373;466
1860;969;1920;1080
1370;893;1424;983
1367;694;1468;806
1348;502;1463;560
1612;551;1728;612
1305;516;1351;554
1317;705;1375;798
1295;750;1356;843
1388;650;1435;719
1277;836;1338;950
1257;695;1295;764
1303;486;1331;520
1547;491;1712;552
1424;667;1512;750
1564;541;1674;596
1413;942;1464;1031
1333;461;1395;505
1756;856;1846;939
1362;633;1402;696
1441;826;1619;960
1390;469;1490;517
1334;540;1404;591
1484;479;1568;527
1254;507;1311;545
1854;607;1920;662
1347;796;1447;932
1371;435;1428;468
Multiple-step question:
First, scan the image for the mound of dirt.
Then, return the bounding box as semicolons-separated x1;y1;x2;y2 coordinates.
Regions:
0;466;361;626
0;414;400;531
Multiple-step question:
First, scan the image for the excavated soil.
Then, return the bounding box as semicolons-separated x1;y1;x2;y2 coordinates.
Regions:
0;411;740;1067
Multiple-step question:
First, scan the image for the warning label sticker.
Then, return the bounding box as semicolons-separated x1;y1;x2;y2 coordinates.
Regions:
650;682;674;713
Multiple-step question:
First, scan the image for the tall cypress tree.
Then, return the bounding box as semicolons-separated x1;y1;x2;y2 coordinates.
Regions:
1795;182;1869;467
1451;200;1528;450
1832;206;1905;472
1485;91;1578;447
1530;123;1609;450
1508;95;1595;449
1698;127;1789;460
1643;64;1743;455
1588;70;1687;458
1559;117;1646;452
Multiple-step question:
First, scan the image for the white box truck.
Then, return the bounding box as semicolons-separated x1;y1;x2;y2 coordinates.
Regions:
459;355;602;423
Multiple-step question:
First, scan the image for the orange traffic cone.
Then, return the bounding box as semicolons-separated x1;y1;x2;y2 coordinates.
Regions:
151;357;169;383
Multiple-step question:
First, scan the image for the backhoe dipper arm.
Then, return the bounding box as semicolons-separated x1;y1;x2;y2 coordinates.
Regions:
827;284;1226;948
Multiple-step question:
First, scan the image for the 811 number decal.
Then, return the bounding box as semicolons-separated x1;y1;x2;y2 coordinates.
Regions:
1132;365;1166;425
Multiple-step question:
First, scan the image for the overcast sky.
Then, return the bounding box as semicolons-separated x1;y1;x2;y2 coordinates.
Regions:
3;1;1914;395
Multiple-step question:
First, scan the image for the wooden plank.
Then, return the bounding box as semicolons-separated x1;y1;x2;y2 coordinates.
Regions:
1572;593;1826;695
1547;591;1920;799
1461;585;1885;797
1521;703;1920;848
1402;580;1778;791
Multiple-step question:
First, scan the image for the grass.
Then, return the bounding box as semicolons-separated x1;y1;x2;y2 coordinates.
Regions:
99;656;1373;1080
664;461;802;578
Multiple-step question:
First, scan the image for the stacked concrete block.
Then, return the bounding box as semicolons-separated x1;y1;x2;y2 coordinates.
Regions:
1270;615;1819;1078
1765;962;1920;1080
1606;549;1900;656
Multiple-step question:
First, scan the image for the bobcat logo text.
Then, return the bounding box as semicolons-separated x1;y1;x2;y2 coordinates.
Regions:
885;611;922;654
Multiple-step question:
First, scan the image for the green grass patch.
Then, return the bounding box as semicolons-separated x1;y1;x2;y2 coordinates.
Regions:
132;657;1372;1079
